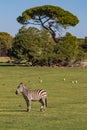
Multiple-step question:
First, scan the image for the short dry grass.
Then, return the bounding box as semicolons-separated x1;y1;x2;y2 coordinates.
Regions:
0;66;87;130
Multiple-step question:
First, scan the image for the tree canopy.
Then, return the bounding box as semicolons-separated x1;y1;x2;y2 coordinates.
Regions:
10;27;54;65
9;26;85;66
17;5;79;42
0;32;13;56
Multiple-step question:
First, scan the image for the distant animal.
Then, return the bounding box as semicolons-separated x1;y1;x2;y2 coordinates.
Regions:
15;82;47;112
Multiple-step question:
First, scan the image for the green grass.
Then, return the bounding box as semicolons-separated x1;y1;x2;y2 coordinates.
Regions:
0;66;87;130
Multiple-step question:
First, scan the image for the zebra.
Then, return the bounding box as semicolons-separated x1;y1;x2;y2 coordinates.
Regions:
15;82;47;112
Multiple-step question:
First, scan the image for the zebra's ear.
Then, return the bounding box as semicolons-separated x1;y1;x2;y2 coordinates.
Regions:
20;82;23;85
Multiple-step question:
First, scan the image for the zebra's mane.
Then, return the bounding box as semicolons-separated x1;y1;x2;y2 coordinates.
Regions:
23;85;29;91
22;84;29;96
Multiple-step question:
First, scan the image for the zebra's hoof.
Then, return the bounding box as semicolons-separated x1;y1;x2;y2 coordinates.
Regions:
27;109;30;112
40;108;45;112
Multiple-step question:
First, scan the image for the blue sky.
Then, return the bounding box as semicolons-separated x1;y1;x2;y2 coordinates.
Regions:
0;0;87;38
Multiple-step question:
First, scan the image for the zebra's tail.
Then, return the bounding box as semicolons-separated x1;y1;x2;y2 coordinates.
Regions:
45;98;47;107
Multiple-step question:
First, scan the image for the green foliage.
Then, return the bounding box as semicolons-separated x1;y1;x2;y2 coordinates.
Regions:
10;27;54;64
76;48;86;61
17;5;79;42
0;32;13;56
54;33;79;62
10;28;85;66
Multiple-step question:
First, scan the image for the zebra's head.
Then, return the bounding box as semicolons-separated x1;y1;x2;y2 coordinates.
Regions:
16;82;24;95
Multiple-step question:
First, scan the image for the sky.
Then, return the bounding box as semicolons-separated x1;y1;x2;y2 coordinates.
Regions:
0;0;87;38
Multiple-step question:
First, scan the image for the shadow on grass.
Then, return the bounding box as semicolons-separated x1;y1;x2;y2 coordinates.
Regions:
0;109;27;113
0;63;15;66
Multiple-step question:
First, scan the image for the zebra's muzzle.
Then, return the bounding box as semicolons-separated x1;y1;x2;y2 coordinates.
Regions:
15;90;18;95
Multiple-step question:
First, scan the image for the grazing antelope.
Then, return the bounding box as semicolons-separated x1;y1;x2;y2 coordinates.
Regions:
15;82;47;112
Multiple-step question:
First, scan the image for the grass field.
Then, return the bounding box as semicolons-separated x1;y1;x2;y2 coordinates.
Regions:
0;66;87;130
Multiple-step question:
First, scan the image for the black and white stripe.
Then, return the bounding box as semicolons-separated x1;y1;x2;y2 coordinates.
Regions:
16;82;47;112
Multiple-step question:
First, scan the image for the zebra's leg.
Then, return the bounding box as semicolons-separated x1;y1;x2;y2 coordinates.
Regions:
39;98;45;112
26;100;31;112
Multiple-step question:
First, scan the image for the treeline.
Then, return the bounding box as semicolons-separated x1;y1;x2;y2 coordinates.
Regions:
0;32;13;56
0;27;87;66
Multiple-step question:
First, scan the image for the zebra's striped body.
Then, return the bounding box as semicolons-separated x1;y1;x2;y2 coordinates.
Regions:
16;83;47;112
